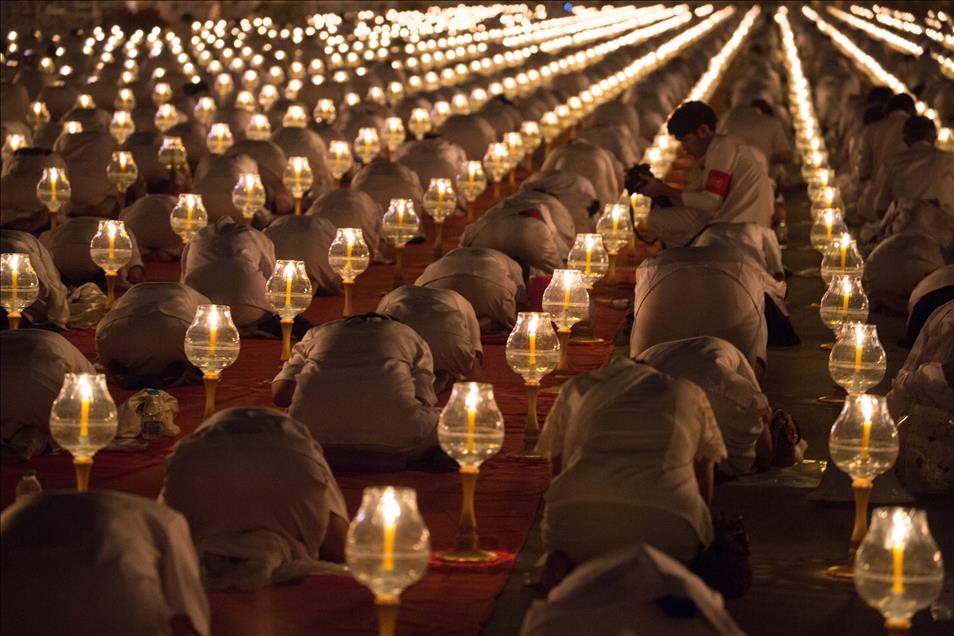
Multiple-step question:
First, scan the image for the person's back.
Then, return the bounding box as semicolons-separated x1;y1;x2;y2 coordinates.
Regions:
460;203;564;275
716;105;791;176
118;194;183;261
1;491;210;636
874;116;954;214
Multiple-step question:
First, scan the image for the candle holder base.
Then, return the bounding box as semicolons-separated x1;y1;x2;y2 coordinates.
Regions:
74;456;93;492
7;311;21;330
884;618;911;636
824;563;855;580
436;546;497;563
374;595;400;636
280;318;294;362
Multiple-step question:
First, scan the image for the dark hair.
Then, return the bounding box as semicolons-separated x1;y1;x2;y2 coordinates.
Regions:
750;99;773;117
866;86;893;105
885;93;915;114
863;103;885;125
667;101;717;138
902;115;936;143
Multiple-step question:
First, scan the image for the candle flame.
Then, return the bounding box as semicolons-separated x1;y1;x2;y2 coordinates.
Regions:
861;394;874;422
528;313;539;334
465;385;479;413
208;306;220;330
78;374;93;402
888;510;909;549
381;487;401;524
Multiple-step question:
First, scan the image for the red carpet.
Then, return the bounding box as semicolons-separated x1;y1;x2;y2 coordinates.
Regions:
1;175;646;635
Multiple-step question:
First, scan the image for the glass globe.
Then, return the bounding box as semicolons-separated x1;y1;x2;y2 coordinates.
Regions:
265;259;312;320
830;394;899;482
313;98;336;124
231;173;266;221
283;156;314;203
366;86;387;105
539;111;561;143
26;101;50;133
566;233;608;288
382;117;406;153
439;382;505;468
542;269;589;331
114;87;136;111
346;486;431;599
506;312;559;384
821;233;865;284
456;161;487;204
829;323;887;395
193;96;217;127
408;107;432;140
328;228;370;283
2;133;27;163
207;123;234;155
157;136;188;172
354;127;381;164
855;508;944;626
240;69;260;91
282;104;309;128
234;90;257;112
106;151;138;194
820;275;869;335
170;193;208;244
0;252;40;327
810;208;848;252
110;110;136;145
520;120;542;153
36;166;71;213
422;178;456;223
631;192;651;228
471;88;489;110
61;121;83;138
344;91;362;108
431;100;451;127
184;304;241;376
450;93;470;115
482;142;510;185
49;373;118;490
595;202;634;253
89;219;133;276
382;198;420;248
152;82;172;106
810;186;842;215
245;113;271;141
214;75;234;103
503;131;525;165
258;84;279;112
386;81;404;106
326;140;354;182
154;103;180;133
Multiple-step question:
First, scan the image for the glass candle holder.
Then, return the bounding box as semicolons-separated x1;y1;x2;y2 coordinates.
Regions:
354;127;382;165
184;304;240;417
366;86;387;106
157;136;188;174
245;113;271;141
258;85;279;112
282;104;309;129
821;233;865;284
436;382;505;563
820;275;869;340
506;312;559;458
106;151;138;194
855;508;944;635
154;103;180;133
408;107;432;140
344;91;362;108
810;208;847;252
2;133;27;163
207;123;234;155
450;93;470;115
382;199;420;288
328;228;370;317
630;193;651;231
382;117;406;157
170;193;208;244
60;121;83;140
231;173;266;223
313;98;336;125
482;142;510;198
114;87;136;111
26;101;50;135
346;486;431;636
595;202;633;284
89;219;133;308
829;323;887;395
431;100;451;127
566;233;608;289
0;252;40;329
36;166;71;229
265;259;312;361
539;111;561;151
422;178;456;258
503;131;525;188
152;82;172;106
241;69;260;91
326;140;354;184
234;90;257;113
50;373;118;491
542;269;589;372
283;156;314;214
827;394;900;578
456;161;487;222
194;96;217;127
520;121;542;169
386;81;404;107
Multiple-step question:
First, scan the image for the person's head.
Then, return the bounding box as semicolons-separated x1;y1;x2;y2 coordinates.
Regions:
902;115;937;146
667;101;717;158
863;103;886;125
866;86;894;105
750;99;773;117
885;93;916;115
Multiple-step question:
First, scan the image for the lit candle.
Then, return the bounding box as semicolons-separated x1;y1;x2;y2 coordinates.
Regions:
860;395;873;461
345;230;354;269
79;376;92;438
890;521;905;595
824;209;833;241
584;235;593;274
468;164;476;188
612;207;620;235
186;198;194;229
209;307;219;356
50;168;58;203
840;236;848;269
854;324;864;373
465;386;478;453
842;278;851;314
528;314;538;366
382;488;400;572
10;259;17;300
107;222;116;260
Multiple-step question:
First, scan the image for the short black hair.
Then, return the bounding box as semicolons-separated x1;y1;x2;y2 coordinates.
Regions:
866;86;894;105
885;93;916;114
902;115;936;143
863;103;885;125
750;99;773;116
667;101;717;138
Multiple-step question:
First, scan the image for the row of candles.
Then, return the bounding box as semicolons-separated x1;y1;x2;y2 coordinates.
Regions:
776;9;944;635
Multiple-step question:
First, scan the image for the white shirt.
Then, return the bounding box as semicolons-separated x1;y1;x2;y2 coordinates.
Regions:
717;106;791;173
460;203;564;275
887;300;954;416
874;140;954;213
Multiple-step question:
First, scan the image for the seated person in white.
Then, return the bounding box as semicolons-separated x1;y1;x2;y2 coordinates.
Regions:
541;139;622;208
716;99;792;181
855;94;917;223
270;125;334;197
0;148;68;232
306;188;383;262
903;265;954;347
886;300;954;494
96;282;210;389
862;233;947;316
438;113;498;160
1;491;210;636
586;100;641;146
540;357;726;566
416;247;527;333
180;216;276;332
377;285;482;391
272;314;441;469
501;190;576;257
350;160;424;219
521;169;600;233
40;216;144;288
630;245;768;376
521;543;744;636
263;214;342;296
53;130;122;217
459;204;564;275
873;115;954;215
0;230;69;329
873;198;954;254
637;101;775;248
224;139;294;214
193;154;264;223
161;408;349;589
576;123;641;171
118;194;184;261
395;137;468;194
0;329;95;462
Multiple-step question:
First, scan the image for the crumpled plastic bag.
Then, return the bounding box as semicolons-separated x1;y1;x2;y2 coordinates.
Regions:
116;389;180;438
66;283;107;329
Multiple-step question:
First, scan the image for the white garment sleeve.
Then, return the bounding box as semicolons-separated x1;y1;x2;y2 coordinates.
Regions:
682;138;735;212
273;331;312;383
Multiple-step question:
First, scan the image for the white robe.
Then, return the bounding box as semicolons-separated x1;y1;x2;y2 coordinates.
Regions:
270;126;334;193
274;316;440;457
521;544;744;636
0;229;69;328
438;113;498;161
862;233;947;312
118;194;183;261
53;131;121;217
193;153;261;223
263;214;341;295
460;205;564;275
541;139;621;208
873;141;954;215
585;100;641;145
350;160;424;217
0;149;69;232
306;188;383;261
521;169;599;233
542;359;726;565
161;408;348;590
395;138;468;203
224;139;289;210
630;245;768;370
1;491;210;636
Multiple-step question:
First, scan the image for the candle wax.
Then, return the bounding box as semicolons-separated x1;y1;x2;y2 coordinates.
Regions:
285;277;292;306
892;542;904;595
466;406;476;453
11;269;17;299
860;419;872;460
80;396;90;438
108;233;115;260
854;344;863;373
585;248;592;274
383;519;396;571
529;331;536;366
840;244;847;269
843;292;850;314
209;326;218;356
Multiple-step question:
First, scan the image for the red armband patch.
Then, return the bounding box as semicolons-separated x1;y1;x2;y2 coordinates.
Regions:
704;170;732;197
